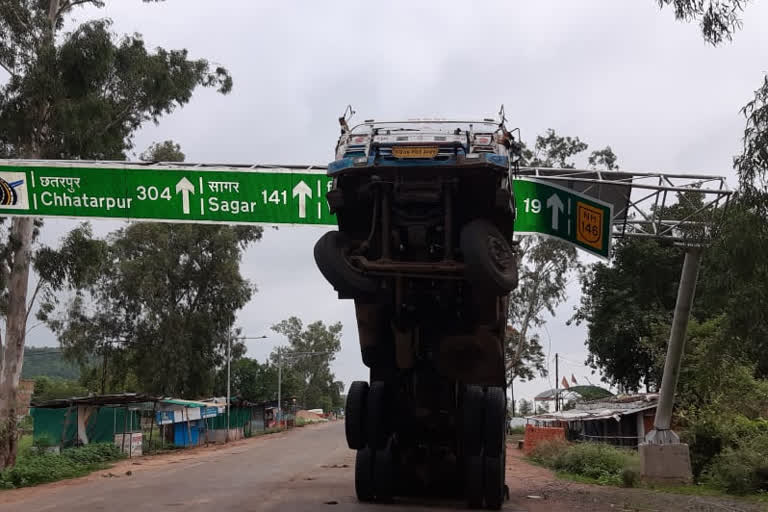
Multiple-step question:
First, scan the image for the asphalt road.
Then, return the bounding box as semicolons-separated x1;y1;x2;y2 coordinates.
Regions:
0;421;364;512
1;422;756;512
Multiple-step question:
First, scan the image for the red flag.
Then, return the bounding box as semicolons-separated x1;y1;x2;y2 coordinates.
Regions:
561;376;569;389
571;374;578;385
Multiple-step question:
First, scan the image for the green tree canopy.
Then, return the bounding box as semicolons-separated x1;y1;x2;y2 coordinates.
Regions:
271;317;344;412
140;140;185;162
40;221;262;397
0;0;234;467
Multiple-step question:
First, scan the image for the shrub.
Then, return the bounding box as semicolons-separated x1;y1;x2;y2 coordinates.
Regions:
528;438;570;467
702;433;768;494
529;440;638;487
554;442;634;484
61;443;123;464
621;467;640;488
682;413;768;480
0;443;124;489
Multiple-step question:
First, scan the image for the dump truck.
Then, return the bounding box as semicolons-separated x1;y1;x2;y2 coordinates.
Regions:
314;107;520;509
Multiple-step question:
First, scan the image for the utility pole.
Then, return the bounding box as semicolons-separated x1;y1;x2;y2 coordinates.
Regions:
277;347;282;428
226;332;231;442
555;353;559;412
225;333;268;442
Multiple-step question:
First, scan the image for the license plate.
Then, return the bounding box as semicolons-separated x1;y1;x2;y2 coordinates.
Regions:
392;146;439;158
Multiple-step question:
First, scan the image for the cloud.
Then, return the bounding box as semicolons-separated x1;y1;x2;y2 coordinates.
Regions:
26;0;768;400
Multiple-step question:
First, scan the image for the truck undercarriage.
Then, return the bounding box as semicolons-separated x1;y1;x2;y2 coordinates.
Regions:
315;114;519;509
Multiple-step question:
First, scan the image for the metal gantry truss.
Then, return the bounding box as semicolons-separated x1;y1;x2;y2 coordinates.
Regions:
517;167;733;243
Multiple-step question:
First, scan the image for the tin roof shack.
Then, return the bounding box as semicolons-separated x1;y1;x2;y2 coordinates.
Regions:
534;385;614;411
30;393;154;456
202;398;274;441
155;398;223;447
527;394;659;448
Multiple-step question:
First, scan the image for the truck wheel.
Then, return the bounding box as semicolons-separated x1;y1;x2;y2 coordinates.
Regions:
346;381;368;449
460;220;518;295
314;231;378;297
367;381;389;450
465;454;484;508
484;387;506;457
355;447;375;502
463;385;484;457
373;439;396;502
483;451;505;510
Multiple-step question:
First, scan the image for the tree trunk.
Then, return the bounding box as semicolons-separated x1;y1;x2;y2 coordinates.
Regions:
510;378;515;417
0;0;57;469
507;259;545;371
0;217;35;469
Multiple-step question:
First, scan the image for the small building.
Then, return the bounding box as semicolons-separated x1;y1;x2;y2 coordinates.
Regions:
526;393;659;448
31;393;154;456
155;398;223;447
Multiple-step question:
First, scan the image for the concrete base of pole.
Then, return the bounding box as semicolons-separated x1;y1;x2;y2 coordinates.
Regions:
644;428;680;444
639;442;693;484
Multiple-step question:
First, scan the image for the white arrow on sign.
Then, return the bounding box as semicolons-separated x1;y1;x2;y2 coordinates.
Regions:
546;193;564;230
175;177;195;215
292;180;312;219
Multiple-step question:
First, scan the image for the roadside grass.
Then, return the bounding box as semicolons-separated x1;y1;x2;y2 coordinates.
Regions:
0;443;125;490
295;417;327;427
529;439;768;503
644;482;768;504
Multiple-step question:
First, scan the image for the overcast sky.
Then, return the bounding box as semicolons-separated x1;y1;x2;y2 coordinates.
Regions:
26;0;768;404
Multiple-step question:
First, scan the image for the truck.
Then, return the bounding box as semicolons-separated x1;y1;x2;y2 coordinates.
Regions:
314;107;520;509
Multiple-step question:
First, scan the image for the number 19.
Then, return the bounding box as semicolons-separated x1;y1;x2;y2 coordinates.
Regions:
523;198;541;213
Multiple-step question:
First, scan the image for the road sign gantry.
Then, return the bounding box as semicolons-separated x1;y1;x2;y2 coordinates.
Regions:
0;160;731;261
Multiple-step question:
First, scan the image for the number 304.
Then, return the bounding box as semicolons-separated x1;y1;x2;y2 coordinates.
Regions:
136;186;171;200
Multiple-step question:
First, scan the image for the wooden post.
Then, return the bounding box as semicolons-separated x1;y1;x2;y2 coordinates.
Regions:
185;408;193;447
61;405;73;448
121;407;128;454
148;401;156;454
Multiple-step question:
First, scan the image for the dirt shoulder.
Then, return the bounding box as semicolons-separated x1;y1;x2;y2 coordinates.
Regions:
506;446;766;512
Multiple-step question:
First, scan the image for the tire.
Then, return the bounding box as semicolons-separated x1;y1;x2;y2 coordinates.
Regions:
484;387;506;457
483;453;505;510
314;231;378;297
367;381;389;450
355;447;375;502
460;219;518;295
373;439;396;502
345;381;368;449
465;454;484;509
463;385;484;457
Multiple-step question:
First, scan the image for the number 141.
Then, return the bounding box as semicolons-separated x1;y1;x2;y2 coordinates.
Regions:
262;190;287;204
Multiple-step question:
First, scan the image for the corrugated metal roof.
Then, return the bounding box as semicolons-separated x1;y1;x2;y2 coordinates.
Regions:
159;398;212;408
31;392;157;408
526;395;658;423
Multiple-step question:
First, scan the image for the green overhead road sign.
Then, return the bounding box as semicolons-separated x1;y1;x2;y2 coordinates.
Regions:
512;178;613;259
0;161;612;258
0;161;334;226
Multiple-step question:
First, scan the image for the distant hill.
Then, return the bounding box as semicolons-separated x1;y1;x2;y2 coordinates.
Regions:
22;347;80;380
